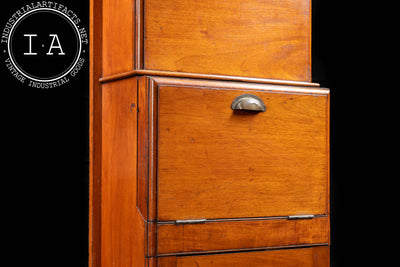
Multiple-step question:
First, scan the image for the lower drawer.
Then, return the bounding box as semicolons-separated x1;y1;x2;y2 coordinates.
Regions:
157;216;329;255
156;246;329;266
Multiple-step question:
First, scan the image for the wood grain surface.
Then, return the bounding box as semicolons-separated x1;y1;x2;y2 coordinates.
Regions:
101;78;146;266
91;0;330;264
155;80;329;220
157;217;329;254
102;0;134;76
157;246;329;266
145;0;311;81
89;0;102;265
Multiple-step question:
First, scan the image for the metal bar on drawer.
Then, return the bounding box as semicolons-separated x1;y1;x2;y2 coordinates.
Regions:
175;219;207;225
287;215;315;220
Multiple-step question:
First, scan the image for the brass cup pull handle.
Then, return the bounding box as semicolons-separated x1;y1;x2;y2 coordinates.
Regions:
231;94;266;112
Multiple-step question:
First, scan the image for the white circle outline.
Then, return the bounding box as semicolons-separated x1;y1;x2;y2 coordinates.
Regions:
7;7;82;83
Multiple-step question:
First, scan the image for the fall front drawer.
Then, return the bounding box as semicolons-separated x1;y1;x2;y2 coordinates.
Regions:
139;77;329;220
137;77;330;256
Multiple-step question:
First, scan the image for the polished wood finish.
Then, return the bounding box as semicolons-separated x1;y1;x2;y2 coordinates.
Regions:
157;246;329;266
157;217;329;255
99;0;311;82
99;69;320;87
144;0;311;82
89;0;103;266
154;79;329;220
101;78;146;266
137;76;149;219
138;77;330;263
102;0;134;76
90;0;330;265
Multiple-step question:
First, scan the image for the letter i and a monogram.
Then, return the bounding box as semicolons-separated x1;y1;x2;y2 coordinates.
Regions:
2;2;88;88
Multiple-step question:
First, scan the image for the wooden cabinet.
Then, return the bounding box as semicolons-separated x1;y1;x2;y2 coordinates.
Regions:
143;0;311;81
90;0;330;266
157;247;330;266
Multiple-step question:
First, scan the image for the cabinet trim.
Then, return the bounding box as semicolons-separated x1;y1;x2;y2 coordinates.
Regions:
99;69;320;87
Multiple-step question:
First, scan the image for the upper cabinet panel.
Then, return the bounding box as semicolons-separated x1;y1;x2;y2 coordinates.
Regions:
144;0;311;82
102;0;134;76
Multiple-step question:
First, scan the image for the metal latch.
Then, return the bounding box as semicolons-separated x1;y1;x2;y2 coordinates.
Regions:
287;215;315;220
175;219;207;225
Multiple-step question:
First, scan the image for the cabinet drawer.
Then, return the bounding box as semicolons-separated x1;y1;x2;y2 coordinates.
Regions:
157;216;328;255
151;78;329;221
156;246;329;266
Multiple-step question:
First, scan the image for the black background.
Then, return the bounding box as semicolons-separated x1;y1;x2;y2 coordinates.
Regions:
2;1;89;266
313;2;395;267
1;1;394;266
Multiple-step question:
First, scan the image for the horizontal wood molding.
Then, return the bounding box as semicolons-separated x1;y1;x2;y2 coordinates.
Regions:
99;69;320;87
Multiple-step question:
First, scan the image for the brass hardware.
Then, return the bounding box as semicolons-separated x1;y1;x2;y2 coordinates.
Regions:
231;94;266;112
175;219;207;225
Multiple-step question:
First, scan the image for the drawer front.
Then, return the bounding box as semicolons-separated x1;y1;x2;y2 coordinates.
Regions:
144;0;311;81
157;246;329;266
155;79;329;221
157;217;329;255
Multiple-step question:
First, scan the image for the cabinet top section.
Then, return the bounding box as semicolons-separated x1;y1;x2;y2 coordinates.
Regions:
98;0;312;84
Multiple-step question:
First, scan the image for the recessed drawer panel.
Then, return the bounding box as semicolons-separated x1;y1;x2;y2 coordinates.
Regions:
155;79;329;221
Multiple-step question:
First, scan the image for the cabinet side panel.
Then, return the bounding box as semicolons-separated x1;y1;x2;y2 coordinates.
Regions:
89;0;103;266
102;0;134;76
101;78;144;266
137;76;149;219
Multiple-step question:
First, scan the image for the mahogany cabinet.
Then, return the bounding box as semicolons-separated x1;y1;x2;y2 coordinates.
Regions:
89;0;330;266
